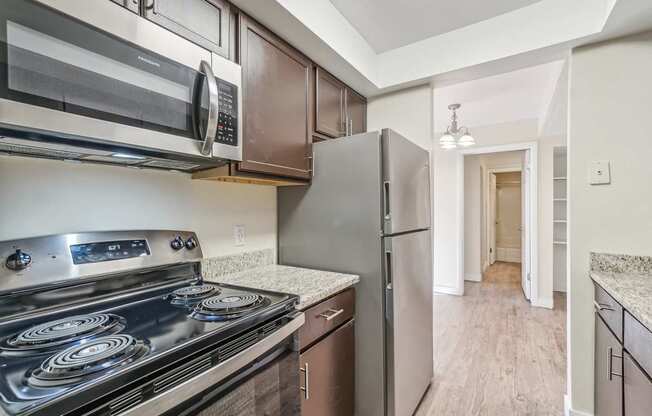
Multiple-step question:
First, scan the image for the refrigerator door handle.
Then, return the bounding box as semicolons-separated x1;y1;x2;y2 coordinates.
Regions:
383;181;391;220
385;250;393;322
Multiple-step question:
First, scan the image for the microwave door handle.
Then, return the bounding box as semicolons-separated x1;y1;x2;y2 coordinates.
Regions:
198;60;219;156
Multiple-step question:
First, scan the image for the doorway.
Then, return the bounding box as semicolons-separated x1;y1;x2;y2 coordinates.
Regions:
492;171;522;264
459;142;538;303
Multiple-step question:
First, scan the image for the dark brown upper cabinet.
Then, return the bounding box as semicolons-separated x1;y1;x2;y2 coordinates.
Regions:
346;89;367;135
315;68;346;138
144;0;231;59
315;67;367;139
237;14;314;180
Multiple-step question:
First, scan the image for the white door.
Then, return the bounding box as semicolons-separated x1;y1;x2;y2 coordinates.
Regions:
489;173;497;265
521;151;532;300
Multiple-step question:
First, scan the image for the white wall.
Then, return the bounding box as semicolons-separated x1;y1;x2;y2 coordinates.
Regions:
0;156;277;258
568;30;652;415
463;156;482;281
367;84;433;151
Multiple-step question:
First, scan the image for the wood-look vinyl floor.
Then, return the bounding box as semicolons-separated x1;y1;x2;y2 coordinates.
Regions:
416;262;567;416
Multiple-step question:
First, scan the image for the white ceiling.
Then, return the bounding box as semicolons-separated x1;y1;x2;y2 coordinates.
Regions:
433;61;565;132
329;0;542;52
230;0;652;96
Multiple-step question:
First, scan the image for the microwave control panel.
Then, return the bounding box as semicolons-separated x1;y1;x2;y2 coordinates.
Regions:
216;80;238;146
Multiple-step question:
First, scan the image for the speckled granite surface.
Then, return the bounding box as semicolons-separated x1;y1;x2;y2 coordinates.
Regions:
590;252;652;331
201;248;275;280
205;264;359;310
591;252;652;274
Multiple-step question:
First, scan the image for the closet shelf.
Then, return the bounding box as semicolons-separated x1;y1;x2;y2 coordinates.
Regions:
553;220;567;223
553;241;568;245
553;177;567;180
553;198;567;202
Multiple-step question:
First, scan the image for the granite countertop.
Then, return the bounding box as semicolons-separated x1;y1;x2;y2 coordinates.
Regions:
205;264;360;310
590;270;652;331
590;252;652;331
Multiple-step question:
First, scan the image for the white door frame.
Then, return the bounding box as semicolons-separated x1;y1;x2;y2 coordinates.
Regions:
458;142;539;305
485;165;522;270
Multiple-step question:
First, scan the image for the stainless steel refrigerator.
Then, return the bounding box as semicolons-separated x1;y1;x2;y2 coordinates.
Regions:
278;129;433;416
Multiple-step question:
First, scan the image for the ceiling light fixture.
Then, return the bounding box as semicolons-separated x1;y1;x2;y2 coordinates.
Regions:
439;104;475;149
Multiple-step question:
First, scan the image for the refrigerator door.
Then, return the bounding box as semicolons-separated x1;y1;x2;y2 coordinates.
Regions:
382;129;431;235
384;229;433;416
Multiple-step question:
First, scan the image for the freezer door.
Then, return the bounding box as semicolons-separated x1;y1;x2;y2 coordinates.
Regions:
384;230;433;416
382;129;431;235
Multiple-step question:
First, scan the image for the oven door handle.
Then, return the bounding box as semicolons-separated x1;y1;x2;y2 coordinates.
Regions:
119;312;305;416
197;60;219;156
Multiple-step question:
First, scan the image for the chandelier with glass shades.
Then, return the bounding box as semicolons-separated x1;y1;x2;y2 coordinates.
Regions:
439;103;475;149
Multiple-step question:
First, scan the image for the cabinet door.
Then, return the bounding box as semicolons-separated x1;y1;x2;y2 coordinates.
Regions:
315;68;346;138
345;89;367;136
300;321;354;416
238;15;313;180
144;0;231;59
624;352;652;416
595;315;623;416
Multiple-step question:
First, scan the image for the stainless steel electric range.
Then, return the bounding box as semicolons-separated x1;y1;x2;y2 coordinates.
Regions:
0;230;304;416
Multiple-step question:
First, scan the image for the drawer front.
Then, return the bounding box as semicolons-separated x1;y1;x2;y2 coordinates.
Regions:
299;289;355;349
624;351;652;416
624;311;652;376
594;282;623;341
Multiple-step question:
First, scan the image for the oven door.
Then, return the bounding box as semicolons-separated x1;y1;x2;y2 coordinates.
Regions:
0;0;240;161
116;313;304;416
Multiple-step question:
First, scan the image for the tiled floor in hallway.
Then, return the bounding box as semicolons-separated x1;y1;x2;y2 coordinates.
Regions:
416;262;567;416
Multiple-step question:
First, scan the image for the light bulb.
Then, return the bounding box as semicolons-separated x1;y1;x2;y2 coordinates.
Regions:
458;134;475;147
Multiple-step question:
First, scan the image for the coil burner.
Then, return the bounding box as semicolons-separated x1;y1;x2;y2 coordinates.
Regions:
1;314;126;355
190;293;271;322
29;335;148;387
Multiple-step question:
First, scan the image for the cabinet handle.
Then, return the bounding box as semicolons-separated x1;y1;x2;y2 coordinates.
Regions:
594;301;615;312
300;363;310;400
318;308;344;321
608;347;623;380
349;118;353;135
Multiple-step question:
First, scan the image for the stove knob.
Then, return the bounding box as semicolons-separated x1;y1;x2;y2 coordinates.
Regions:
170;236;185;251
6;249;32;271
185;236;198;250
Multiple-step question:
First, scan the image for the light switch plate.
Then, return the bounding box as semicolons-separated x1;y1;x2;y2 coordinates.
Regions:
233;224;246;246
590;160;611;185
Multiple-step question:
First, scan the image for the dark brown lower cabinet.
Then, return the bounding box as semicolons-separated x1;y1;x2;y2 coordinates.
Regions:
624;352;652;416
300;320;354;416
198;352;300;416
595;314;623;416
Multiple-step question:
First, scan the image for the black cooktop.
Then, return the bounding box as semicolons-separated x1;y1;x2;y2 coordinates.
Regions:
0;280;297;416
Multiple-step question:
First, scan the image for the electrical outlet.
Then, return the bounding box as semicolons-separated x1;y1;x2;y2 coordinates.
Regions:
233;225;246;247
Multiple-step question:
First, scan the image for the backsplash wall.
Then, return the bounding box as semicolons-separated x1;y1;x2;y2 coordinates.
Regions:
0;156;277;259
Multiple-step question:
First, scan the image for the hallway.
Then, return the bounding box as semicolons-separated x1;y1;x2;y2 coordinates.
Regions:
417;262;567;416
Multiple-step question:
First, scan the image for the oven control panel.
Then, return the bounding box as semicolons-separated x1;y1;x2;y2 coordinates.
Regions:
216;80;238;146
70;240;150;265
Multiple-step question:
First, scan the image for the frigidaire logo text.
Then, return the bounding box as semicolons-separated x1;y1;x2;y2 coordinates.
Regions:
138;56;160;68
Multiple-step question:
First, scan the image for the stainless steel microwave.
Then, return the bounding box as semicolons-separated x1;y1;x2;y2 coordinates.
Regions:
0;0;242;172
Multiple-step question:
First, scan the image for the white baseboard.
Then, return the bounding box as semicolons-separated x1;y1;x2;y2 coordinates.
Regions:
464;272;482;282
496;247;521;263
434;286;463;296
565;395;593;416
532;296;554;309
